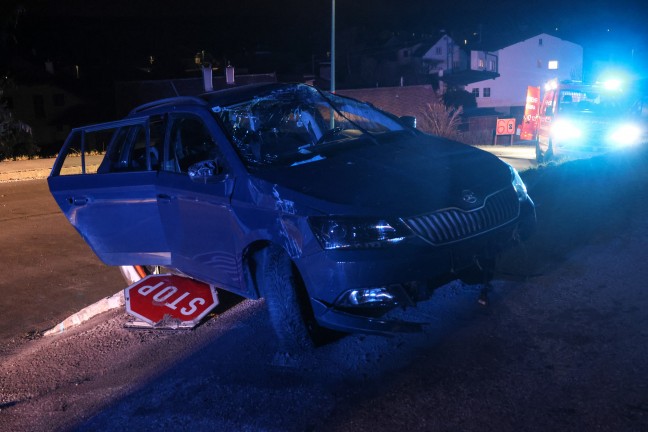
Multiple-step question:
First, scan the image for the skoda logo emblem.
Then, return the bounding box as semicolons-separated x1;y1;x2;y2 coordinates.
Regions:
462;190;478;204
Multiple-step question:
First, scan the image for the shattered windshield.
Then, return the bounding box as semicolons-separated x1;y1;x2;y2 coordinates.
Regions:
211;84;406;167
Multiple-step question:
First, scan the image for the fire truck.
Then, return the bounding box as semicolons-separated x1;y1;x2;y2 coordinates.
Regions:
535;79;644;162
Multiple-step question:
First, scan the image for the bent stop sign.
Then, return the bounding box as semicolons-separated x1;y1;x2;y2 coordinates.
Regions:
125;274;219;328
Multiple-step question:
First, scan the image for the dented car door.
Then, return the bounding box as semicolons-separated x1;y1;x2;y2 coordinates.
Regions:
155;113;243;294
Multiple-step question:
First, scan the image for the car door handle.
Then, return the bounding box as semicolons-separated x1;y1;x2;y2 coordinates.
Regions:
68;196;88;206
157;194;174;203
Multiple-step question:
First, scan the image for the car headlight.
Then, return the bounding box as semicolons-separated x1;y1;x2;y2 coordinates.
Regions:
509;165;529;202
337;287;398;307
608;123;642;146
308;217;413;250
551;119;582;141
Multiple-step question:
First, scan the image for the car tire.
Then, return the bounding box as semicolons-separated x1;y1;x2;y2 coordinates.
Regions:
545;140;554;162
535;140;544;164
257;246;316;351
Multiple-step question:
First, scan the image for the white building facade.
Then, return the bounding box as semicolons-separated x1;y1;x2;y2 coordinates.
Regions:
421;34;470;76
466;33;583;110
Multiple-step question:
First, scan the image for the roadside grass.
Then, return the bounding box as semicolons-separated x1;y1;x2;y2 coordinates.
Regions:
500;146;648;278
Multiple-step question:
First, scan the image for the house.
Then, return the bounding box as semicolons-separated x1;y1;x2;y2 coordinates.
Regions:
466;33;583;112
326;32;498;90
2;82;88;155
418;34;501;93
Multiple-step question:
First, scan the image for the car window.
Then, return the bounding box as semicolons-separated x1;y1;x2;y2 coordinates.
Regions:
56;128;113;175
212;84;405;167
99;115;166;172
167;115;223;173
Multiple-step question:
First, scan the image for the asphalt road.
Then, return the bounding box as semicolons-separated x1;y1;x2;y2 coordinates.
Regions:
0;180;124;341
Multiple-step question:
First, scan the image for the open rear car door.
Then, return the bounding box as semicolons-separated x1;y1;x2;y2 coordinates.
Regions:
48;117;171;266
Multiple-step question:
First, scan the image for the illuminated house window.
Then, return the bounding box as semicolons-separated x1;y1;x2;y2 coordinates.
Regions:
548;60;559;70
478;59;484;69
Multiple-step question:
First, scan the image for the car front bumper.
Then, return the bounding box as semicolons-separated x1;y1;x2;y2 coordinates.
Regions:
300;200;536;334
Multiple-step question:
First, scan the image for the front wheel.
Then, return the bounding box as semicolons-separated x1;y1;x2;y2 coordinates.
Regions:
535;140;544;164
545;140;554;162
257;247;318;351
536;139;554;164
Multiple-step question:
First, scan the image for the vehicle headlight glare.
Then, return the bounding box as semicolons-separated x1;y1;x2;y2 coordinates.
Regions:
609;124;642;146
309;217;412;250
551;119;582;141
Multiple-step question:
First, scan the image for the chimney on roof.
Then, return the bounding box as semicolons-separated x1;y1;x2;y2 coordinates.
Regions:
202;64;213;92
226;63;235;85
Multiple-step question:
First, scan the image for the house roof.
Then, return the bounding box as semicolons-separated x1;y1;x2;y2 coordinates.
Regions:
471;31;580;53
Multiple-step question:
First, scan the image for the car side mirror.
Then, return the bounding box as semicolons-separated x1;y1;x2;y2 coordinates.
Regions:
188;159;224;183
400;115;417;129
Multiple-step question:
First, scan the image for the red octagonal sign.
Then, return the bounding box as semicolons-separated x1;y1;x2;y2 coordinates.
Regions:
125;274;219;328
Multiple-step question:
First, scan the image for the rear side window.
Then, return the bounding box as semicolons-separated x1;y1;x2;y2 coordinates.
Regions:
102;115;166;172
56;129;113;175
52;116;166;176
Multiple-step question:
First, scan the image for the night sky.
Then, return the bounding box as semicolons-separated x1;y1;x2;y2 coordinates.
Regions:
4;0;648;82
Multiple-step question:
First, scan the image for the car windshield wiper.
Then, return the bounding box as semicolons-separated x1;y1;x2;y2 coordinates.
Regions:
315;126;345;145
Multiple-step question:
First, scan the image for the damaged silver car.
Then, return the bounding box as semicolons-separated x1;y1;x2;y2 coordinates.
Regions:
49;83;536;349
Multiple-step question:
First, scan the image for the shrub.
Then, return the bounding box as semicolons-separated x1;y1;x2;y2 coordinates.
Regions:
420;101;463;141
443;88;477;110
0;102;37;160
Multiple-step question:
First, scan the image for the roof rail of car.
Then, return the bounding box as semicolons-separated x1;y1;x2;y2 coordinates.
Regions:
129;96;208;115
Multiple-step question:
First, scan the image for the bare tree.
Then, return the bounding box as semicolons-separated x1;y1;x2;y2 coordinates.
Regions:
0;101;35;160
421;101;463;140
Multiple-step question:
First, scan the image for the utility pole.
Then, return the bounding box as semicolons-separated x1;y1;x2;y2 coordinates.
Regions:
331;0;336;93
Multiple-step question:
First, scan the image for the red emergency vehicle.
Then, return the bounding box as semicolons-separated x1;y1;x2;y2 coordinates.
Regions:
536;79;644;162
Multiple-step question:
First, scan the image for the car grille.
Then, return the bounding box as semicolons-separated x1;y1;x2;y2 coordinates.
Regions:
403;187;520;245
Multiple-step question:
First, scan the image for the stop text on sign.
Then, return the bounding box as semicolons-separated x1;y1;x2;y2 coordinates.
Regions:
137;281;207;316
125;274;219;328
